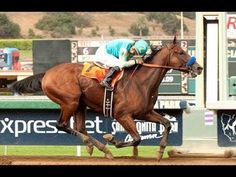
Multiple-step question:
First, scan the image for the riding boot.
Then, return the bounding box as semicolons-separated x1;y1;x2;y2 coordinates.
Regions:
100;66;120;90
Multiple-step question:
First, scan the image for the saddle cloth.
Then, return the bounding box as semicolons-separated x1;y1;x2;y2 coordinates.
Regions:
81;62;123;87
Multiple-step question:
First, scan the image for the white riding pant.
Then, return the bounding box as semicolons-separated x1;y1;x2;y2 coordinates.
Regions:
94;44;124;69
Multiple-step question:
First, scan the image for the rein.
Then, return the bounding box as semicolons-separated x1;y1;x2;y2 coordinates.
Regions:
142;63;189;71
141;44;195;72
120;64;139;91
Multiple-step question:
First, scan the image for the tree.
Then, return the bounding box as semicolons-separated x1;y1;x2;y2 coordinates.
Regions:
145;12;189;35
146;12;170;23
129;17;149;36
28;28;35;38
0;14;21;38
90;27;100;37
35;12;92;38
108;26;115;36
28;28;43;39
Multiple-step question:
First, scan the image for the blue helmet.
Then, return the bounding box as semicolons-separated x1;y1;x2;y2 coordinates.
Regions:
134;40;148;55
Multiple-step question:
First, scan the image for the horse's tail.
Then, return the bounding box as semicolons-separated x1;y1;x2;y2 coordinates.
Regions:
10;73;45;95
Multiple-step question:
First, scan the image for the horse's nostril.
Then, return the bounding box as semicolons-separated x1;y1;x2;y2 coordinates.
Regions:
197;67;203;74
197;66;203;73
197;67;203;71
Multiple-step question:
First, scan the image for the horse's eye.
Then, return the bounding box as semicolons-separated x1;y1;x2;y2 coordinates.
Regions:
179;51;184;55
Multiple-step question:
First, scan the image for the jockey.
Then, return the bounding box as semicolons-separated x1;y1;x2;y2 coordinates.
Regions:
95;38;149;90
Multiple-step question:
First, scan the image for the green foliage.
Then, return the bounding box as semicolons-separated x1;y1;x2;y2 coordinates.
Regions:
146;12;195;22
119;32;129;37
162;15;180;35
76;12;93;28
162;14;189;35
129;17;149;36
145;12;189;35
183;24;189;32
146;12;170;23
90;26;100;37
28;28;42;39
0;14;21;38
35;12;92;38
91;29;99;37
20;50;32;59
0;39;32;50
28;28;35;38
108;25;115;36
78;27;83;36
146;12;160;22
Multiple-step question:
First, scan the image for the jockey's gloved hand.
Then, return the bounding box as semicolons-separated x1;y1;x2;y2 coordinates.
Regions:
135;57;144;64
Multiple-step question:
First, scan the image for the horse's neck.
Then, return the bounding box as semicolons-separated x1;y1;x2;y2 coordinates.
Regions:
136;52;169;91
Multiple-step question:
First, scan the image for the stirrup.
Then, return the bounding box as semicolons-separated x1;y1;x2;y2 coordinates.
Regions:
100;81;114;90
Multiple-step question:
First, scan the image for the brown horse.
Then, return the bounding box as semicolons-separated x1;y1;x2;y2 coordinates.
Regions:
10;37;203;161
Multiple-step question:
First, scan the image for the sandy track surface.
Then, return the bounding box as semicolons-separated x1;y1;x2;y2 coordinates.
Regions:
0;156;235;165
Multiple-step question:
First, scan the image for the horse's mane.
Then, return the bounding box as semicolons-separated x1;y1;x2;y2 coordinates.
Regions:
143;45;162;63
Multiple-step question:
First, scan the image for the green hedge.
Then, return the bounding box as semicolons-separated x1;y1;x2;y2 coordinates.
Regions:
0;100;59;109
0;39;32;50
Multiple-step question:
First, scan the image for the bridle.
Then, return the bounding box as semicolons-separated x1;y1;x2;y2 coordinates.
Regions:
141;44;195;72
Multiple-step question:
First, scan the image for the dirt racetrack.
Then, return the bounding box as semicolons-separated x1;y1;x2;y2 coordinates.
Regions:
0;156;236;165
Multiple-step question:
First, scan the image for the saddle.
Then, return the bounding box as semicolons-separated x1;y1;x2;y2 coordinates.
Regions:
81;62;124;118
81;62;123;88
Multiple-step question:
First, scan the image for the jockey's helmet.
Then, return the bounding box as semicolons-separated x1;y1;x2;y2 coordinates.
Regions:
134;40;148;55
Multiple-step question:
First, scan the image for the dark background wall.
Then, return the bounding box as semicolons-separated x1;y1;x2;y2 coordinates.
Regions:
33;40;71;74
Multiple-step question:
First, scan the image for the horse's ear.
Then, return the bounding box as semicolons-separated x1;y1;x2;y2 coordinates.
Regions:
173;35;177;44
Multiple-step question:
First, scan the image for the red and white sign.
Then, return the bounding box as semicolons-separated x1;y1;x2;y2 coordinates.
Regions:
227;15;236;39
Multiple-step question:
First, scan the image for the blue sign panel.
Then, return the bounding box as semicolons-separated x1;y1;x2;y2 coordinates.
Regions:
0;109;182;145
0;109;80;145
217;110;236;147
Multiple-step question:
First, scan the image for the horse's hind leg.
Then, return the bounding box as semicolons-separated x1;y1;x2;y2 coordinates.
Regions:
74;104;94;156
56;104;113;159
54;101;93;149
56;103;85;137
74;103;113;159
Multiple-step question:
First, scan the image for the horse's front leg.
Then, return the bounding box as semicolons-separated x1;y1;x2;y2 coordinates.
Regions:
143;110;171;161
103;114;141;149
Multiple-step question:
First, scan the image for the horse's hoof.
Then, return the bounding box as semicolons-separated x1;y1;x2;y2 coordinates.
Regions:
86;145;94;156
224;150;233;158
103;134;114;142
132;146;139;158
157;151;163;162
105;152;114;160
